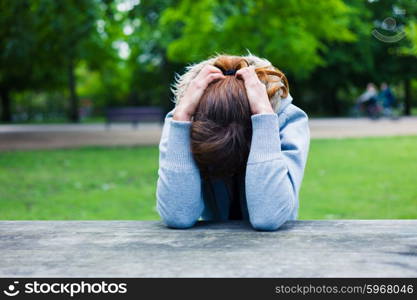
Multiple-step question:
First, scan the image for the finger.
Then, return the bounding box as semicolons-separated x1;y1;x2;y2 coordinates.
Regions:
236;66;261;86
235;66;255;80
203;73;225;86
198;65;224;78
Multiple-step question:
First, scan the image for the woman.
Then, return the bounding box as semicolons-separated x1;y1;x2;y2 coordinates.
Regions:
156;53;310;231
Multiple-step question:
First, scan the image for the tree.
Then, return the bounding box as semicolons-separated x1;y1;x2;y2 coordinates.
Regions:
294;0;417;116
32;0;111;122
2;0;415;120
158;0;356;79
126;0;181;111
0;0;62;122
122;0;359;113
0;0;116;122
368;0;417;116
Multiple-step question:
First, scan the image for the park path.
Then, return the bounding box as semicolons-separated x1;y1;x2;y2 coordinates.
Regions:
0;117;416;151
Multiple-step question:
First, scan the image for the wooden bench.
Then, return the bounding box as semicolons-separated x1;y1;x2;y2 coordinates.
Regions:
0;220;416;277
105;106;165;129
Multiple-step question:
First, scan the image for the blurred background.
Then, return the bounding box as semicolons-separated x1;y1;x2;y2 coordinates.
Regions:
0;0;416;220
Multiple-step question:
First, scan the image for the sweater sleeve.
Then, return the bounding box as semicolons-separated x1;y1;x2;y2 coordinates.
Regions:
245;106;310;231
155;109;204;229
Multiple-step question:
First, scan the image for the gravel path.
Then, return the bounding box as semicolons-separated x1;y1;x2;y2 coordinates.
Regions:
0;117;416;151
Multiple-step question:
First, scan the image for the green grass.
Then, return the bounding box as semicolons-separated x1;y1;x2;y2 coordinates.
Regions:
0;147;159;220
0;136;416;220
299;136;417;219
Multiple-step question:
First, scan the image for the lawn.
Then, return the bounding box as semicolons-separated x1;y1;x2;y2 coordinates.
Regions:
0;136;416;220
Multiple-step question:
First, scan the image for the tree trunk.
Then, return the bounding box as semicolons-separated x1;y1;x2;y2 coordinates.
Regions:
403;79;411;116
68;59;80;122
327;87;340;116
0;88;12;122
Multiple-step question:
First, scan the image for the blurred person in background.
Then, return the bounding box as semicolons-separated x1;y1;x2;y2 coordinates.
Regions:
356;83;381;119
378;82;397;119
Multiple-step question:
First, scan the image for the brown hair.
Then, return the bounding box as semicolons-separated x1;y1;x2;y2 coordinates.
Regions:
190;55;288;181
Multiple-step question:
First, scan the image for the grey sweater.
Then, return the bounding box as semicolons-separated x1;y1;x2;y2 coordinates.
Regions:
156;94;310;231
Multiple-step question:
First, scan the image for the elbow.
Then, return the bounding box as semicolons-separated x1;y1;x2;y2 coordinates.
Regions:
162;215;197;229
156;200;198;229
250;216;286;231
249;199;294;232
156;185;199;230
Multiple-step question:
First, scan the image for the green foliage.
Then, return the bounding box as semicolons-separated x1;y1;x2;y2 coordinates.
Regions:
125;0;180;109
0;0;122;121
0;0;110;91
160;0;356;78
1;0;417;119
300;0;417;116
403;21;417;55
0;0;62;90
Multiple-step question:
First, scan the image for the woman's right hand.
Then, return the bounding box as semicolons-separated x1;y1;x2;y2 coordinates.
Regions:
173;65;225;121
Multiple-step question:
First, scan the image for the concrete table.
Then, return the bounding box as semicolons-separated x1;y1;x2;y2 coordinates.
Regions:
0;220;416;277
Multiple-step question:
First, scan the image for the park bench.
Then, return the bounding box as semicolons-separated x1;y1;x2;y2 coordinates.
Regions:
0;220;416;277
105;106;165;129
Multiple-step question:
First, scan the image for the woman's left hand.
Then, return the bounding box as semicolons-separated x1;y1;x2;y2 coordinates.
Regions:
235;66;274;115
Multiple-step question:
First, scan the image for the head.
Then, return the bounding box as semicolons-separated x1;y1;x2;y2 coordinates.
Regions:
190;55;288;181
381;82;388;90
367;82;376;91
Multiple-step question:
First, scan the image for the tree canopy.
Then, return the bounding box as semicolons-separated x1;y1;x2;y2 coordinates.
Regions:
0;0;416;122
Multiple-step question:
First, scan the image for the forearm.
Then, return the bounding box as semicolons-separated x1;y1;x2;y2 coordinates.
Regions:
156;167;203;228
245;113;295;231
245;159;295;231
156;118;203;228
